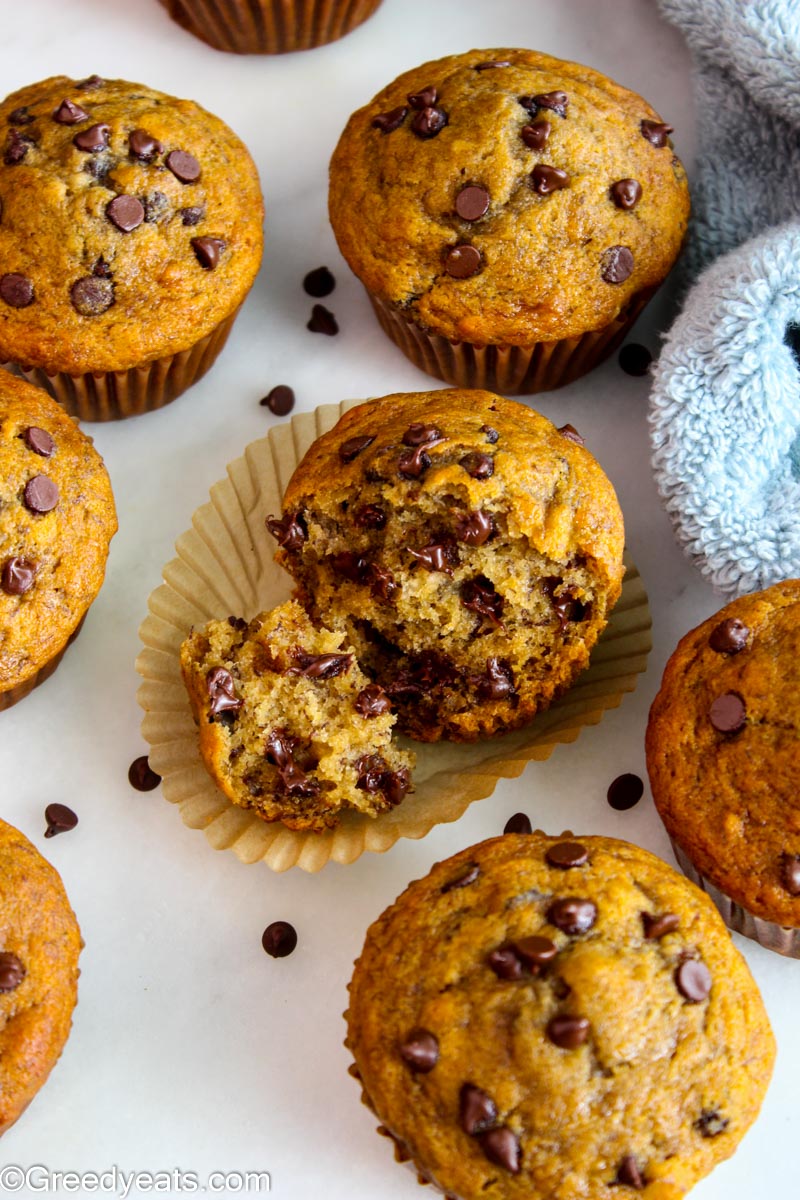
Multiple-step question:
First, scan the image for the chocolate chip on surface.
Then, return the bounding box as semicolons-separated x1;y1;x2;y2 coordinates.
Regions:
53;98;88;125
480;1127;521;1174
641;119;673;147
262;921;297;958
695;1110;729;1138
354;684;392;717
166;149;201;182
4;130;34;164
128;755;162;792
474;657;514;701
192;236;225;270
407;86;438;110
1;556;36;595
709;692;746;733
338;435;374;463
0;952;25;992
547;898;597;935
23;475;58;513
610;178;643;209
409;543;458;574
456;184;490;221
411;106;448;138
23;426;54;458
179;205;204;226
781;854;800;895
546;841;588;868
444;244;482;279
521;120;551;149
557;423;585;445
128;129;164;162
454;510;494;546
607;773;644;811
601;245;634;284
107;194;145;233
474;60;511;70
265;512;306;551
287;650;352;680
206;666;243;716
442;864;480;893
459;1083;497;1135
402;422;445;446
261;385;295;416
642;912;679;939
0;273;34;308
487;945;524;979
616;1156;645;1189
44;803;78;838
618;343;653;376
460;451;493;478
303;266;335;297
73;123;110;152
71;275;114;315
547;1014;590;1048
372;106;408;133
675;959;712;1002
8;106;35;126
520;91;569;118
307;304;338;335
481;424;499;443
515;935;558;968
399;1029;439;1072
504;812;532;835
709;618;749;654
530;164;569;194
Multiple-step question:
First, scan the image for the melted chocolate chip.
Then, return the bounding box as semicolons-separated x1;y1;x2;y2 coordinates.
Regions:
383;766;412;806
400;1029;439;1072
44;803;78;838
461;576;503;623
8;106;34;126
369;563;399;602
442;864;480;893
107;194;144;232
546;841;588;868
530;164;569;194
474;657;514;701
610;179;642;209
618;343;652;376
601;245;634;284
515;935;558;969
695;1110;729;1139
558;423;585;445
265;512;306;552
355;755;410;805
547;1014;590;1048
641;119;673;148
262;921;297;958
53;98;88;125
166;149;201;182
192;236;225;270
642;912;680;939
504;812;532;835
0;952;25;992
543;578;585;630
607;773;644;811
709;618;749;654
0;273;33;308
1;556;36;596
521;121;551;151
454;509;494;546
353;504;386;530
331;551;369;583
339;435;375;463
781;854;800;895
307;304;338;335
474;60;511;70
397;444;434;478
129;129;164;163
71;275;114;316
709;692;746;734
4;130;34;164
547;898;597;935
460;451;493;479
288;650;352;680
266;730;319;798
175;205;202;227
354;684;392;717
409;542;458;573
408;86;438;109
456;185;490;221
445;244;482;279
487;945;524;980
459;1083;497;1135
372;106;408;133
520;91;569;118
76;75;104;90
128;755;161;792
261;385;295;416
402;422;445;447
73;123;110;152
23;475;58;514
206;666;242;716
479;1128;521;1174
303;266;335;297
616;1156;645;1189
481;425;499;443
411;106;448;138
675;959;712;1002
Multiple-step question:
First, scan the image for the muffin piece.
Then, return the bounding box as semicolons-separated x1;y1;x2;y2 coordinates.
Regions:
159;0;384;54
647;580;800;954
347;832;775;1200
270;389;625;742
0;817;82;1135
180;600;414;832
0;74;263;419
329;48;689;393
0;373;116;709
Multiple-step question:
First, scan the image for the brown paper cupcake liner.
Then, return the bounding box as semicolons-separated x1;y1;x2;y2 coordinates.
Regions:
671;841;800;958
159;0;383;54
367;288;658;395
2;308;240;422
0;615;85;713
136;400;652;872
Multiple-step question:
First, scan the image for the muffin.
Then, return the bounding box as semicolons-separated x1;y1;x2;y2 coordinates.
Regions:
0;74;263;420
0;373;116;710
158;0;384;54
346;832;775;1200
180;599;414;831
329;48;690;394
0;817;82;1135
269;389;625;741
647;580;800;955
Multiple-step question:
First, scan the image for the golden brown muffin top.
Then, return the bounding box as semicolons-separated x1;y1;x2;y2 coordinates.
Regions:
0;373;117;694
0;817;81;1135
647;580;800;927
329;48;689;346
0;75;264;373
347;832;775;1200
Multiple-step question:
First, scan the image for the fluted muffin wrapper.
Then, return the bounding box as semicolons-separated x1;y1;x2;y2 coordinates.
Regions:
135;401;652;872
1;308;240;423
367;289;658;395
671;841;800;959
0;615;85;712
159;0;383;53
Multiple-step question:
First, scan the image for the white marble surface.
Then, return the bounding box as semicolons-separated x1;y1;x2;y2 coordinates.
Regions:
0;1;795;1197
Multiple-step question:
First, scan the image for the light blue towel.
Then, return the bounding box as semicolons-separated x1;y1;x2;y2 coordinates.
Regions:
650;1;800;594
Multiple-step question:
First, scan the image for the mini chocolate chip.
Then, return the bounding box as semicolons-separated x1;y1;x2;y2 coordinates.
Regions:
610;178;642;209
1;556;36;595
92;256;112;278
601;245;634;284
709;618;749;654
227;615;248;631
128;755;161;791
166;149;201;182
303;266;335;297
71;275;114;315
307;304;338;335
530;164;569;194
481;424;499;443
487;946;524;980
288;650;352;680
515;935;558;968
558;423;585;445
520;91;569;118
546;841;588;868
206;666;242;716
547;1014;590;1048
372;106;408;133
73;123;110;152
354;684;392;717
399;1029;439;1072
23;475;58;514
607;773;644;811
353;504;386;529
262;921;297;958
179;205;204;226
53;98;88;125
107;194;144;233
4;130;34;164
0;952;25;992
460;451;493;478
265;512;306;551
474;60;511;70
456;184;490;221
675;959;712;1002
409;543;458;573
454;509;494;546
412;106;448;138
339;435;375;463
0;273;33;308
641;119;673;148
442;864;480;893
445;244;482;279
521;120;551;150
547;898;597;935
479;1128;521;1174
642;912;680;939
709;692;746;734
474;657;514;701
192;236;225;270
618;343;652;376
616;1156;645;1189
504;812;532;835
44;803;78;838
261;385;295;416
128;129;164;162
76;75;104;90
408;86;438;109
460;1083;497;1135
8;106;34;126
695;1110;729;1138
402;422;445;446
781;854;800;895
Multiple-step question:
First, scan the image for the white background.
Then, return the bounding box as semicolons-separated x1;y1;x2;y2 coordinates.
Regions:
1;1;797;1197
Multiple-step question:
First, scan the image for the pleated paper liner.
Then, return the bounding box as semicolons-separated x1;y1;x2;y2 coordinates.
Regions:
136;400;652;872
159;0;384;54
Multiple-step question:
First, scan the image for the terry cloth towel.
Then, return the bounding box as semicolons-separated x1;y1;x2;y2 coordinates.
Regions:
650;1;800;595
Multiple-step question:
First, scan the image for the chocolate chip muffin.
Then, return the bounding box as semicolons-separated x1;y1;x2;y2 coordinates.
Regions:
0;817;81;1135
159;0;384;54
647;580;800;955
269;389;625;742
0;74;263;419
346;832;775;1200
180;600;414;832
329;48;689;394
0;373;116;710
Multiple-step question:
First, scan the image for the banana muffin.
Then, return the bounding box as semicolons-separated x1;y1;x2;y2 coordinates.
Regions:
329;48;689;393
158;0;384;54
269;389;625;741
0;74;263;419
647;580;800;955
346;832;775;1200
0;373;116;710
181;600;414;832
0;817;82;1135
